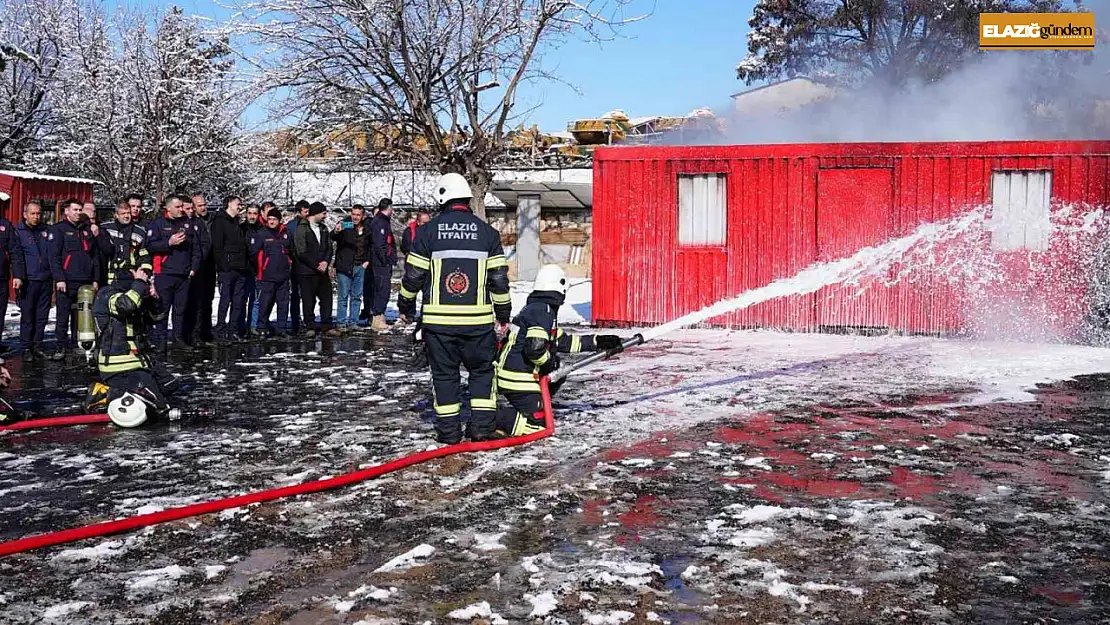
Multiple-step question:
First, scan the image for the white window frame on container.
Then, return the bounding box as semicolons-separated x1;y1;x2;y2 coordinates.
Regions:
677;173;728;247
989;170;1052;252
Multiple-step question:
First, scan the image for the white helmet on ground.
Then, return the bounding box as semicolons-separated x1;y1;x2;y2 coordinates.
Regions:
108;392;149;428
434;173;473;205
534;264;568;296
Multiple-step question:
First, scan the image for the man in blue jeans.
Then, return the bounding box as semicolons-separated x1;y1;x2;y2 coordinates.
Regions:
331;204;371;330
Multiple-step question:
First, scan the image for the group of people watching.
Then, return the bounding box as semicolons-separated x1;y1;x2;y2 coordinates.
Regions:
0;193;433;362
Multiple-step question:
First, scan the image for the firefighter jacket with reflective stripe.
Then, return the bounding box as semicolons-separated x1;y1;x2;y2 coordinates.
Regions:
147;216;202;276
0;218;26;282
98;220;152;281
248;225;293;283
16;221;51;281
398;203;511;335
496;291;599;393
94;278;161;374
49;220;99;283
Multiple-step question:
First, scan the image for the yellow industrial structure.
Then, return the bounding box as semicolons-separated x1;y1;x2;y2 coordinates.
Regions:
267;108;724;165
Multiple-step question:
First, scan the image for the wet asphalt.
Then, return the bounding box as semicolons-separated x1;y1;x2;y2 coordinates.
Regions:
0;335;1107;624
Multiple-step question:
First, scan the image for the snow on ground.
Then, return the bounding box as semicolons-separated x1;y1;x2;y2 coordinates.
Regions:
1;292;1109;622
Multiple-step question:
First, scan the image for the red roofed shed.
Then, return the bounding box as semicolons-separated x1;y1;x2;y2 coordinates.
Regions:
0;170;98;227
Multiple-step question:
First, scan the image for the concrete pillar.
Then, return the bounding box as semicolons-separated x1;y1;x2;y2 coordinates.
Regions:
516;194;542;283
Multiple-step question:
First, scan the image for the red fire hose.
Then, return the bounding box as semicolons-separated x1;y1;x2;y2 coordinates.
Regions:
0;377;556;558
0;413;111;431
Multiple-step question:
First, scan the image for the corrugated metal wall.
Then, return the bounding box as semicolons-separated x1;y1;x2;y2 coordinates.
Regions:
593;141;1110;336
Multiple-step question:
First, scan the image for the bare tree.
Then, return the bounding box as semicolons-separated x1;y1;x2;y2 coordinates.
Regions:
51;5;253;202
737;0;1069;88
234;0;644;218
0;0;71;168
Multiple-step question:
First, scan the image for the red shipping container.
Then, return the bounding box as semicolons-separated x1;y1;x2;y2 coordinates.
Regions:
592;141;1110;339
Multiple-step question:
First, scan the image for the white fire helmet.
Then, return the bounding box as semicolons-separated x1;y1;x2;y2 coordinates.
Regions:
108;392;149;428
434;173;473;205
534;264;568;296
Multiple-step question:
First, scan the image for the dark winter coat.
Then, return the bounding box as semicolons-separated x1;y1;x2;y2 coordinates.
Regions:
191;214;214;272
147;215;203;276
370;212;396;268
400;220;420;257
210;211;250;274
495;290;599;392
16;221;51;282
331;220;371;276
49;219;100;283
0;218;26;282
248;225;293;283
293;219;333;277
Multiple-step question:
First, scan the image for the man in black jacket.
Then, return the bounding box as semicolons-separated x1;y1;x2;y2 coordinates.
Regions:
294;202;339;337
331;204;371;330
367;198;396;331
211;196;251;341
0;210;26;354
183;194;215;345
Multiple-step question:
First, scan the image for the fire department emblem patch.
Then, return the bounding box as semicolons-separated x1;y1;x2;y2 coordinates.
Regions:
445;270;470;296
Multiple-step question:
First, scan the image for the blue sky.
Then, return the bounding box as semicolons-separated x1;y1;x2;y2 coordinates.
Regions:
127;0;759;132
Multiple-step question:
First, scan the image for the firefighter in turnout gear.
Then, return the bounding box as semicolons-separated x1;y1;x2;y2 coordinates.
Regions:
397;173;512;444
98;199;153;284
494;265;622;437
83;268;172;427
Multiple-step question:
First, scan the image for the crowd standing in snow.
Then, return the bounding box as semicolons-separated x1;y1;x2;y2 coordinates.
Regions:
0;176;618;441
1;194;413;364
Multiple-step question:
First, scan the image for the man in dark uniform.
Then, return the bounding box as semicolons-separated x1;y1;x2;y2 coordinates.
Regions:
15;201;52;361
83;268;172;427
249;208;294;336
0;207;26;354
211;196;251;340
368;198;396;331
147;195;202;352
286;200;310;333
48;198;100;361
183;194;215;345
397;173;512;444
293;202;338;337
98;198;153;285
493;265;621;437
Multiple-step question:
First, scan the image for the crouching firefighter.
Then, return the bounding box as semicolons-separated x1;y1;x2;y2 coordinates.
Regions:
494;265;622;437
83;268;175;427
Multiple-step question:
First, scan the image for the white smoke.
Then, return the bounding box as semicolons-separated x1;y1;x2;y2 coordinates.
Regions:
706;5;1110;145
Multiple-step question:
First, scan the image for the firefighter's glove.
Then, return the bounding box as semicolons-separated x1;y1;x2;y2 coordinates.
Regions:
538;355;560;377
397;296;416;320
596;335;623;352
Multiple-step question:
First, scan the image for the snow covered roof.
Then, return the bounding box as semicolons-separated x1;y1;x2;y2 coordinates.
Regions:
729;76;834;99
0;170;101;185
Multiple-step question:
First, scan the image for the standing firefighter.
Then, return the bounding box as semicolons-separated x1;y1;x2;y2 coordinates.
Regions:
99;199;153;284
494;265;622;437
84;268;172;427
397;173;511;444
48;199;101;361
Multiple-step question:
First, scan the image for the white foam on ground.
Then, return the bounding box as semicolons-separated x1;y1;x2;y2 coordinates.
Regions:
373;544;435;573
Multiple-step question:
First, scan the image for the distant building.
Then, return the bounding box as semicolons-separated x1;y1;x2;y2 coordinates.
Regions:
730;76;838;117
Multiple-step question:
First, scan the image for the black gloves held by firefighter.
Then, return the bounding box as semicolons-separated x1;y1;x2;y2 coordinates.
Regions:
538;355;560;377
595;335;623;351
